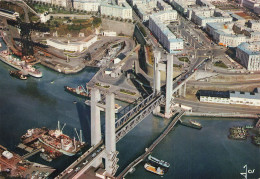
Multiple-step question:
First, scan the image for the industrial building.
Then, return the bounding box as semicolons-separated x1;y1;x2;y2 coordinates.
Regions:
198;88;260;106
46;35;97;52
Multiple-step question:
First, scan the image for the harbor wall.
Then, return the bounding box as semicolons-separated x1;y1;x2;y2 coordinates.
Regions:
185;112;258;119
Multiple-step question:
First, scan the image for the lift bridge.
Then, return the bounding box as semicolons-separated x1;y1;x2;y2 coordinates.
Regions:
58;52;204;179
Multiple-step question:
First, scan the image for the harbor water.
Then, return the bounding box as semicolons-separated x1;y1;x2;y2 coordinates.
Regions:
0;37;259;178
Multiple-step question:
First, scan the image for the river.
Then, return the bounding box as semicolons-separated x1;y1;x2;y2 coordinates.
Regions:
0;37;259;179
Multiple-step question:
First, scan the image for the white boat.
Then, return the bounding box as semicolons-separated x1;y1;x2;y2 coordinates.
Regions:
0;52;42;78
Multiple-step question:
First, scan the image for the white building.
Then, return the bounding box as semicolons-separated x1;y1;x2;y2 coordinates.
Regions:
149;10;183;53
73;0;100;12
206;22;249;47
199;88;260;106
40;11;50;23
103;31;117;36
236;42;260;71
47;35;97;52
100;0;132;20
248;20;260;31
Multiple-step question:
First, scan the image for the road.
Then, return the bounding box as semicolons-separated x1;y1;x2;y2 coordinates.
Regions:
57;143;104;179
174;98;260;114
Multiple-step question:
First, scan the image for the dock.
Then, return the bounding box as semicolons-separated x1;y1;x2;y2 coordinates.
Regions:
17;143;34;152
22;148;42;159
116;110;185;179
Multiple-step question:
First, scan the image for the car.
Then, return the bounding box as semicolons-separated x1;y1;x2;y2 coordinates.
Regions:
91;152;97;158
83;160;89;165
97;148;102;153
67;168;73;173
75;167;81;172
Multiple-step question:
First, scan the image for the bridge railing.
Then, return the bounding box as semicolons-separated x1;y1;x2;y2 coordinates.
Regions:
115;92;161;130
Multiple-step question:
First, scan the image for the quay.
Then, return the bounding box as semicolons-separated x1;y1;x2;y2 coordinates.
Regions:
22;148;42;159
116;110;185;179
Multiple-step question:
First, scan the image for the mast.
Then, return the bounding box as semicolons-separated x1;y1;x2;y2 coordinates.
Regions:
57;121;60;131
74;128;80;142
80;130;83;144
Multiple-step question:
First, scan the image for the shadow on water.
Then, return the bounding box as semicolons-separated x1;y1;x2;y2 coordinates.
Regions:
17;80;57;106
76;102;91;145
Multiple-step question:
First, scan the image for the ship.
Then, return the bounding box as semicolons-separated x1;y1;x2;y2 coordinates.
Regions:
64;85;91;98
9;70;27;80
144;163;164;176
21;127;49;144
40;153;52;162
0;50;42;78
148;155;170;168
38;122;85;156
180;120;202;130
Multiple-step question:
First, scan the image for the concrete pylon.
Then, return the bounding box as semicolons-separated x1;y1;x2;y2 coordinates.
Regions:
105;93;117;175
91;88;101;146
153;51;161;94
90;88;102;168
153;51;161;114
165;54;173;118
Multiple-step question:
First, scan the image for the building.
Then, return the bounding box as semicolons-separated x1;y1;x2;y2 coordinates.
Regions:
206;22;249;47
103;31;117;36
241;0;260;10
149;10;183;53
198;88;260;106
236;42;260;71
40;11;50;23
248;20;260;31
73;0;100;12
46;35;97;52
100;0;132;20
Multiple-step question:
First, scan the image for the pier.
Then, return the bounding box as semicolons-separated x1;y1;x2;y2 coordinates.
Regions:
22;148;42;159
116;110;185;179
256;114;260;128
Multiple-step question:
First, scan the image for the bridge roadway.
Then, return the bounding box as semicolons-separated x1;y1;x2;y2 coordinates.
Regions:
56;141;104;179
116;110;186;179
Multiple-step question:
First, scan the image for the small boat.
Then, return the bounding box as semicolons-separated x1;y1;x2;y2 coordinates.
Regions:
180;120;202;130
148;155;170;168
51;81;54;84
40;152;53;162
9;70;27;80
144;163;164;176
64;86;91;98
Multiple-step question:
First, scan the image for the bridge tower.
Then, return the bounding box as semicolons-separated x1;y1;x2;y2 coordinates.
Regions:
165;54;173;118
90;88;102;167
153;51;161;114
105;93;119;176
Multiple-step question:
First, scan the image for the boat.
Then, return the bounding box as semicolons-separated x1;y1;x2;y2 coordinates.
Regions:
144;163;164;176
38;122;85;156
0;51;42;78
180;120;202;130
40;153;52;162
9;70;27;80
148;155;170;168
21;127;49;144
64;86;91;98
